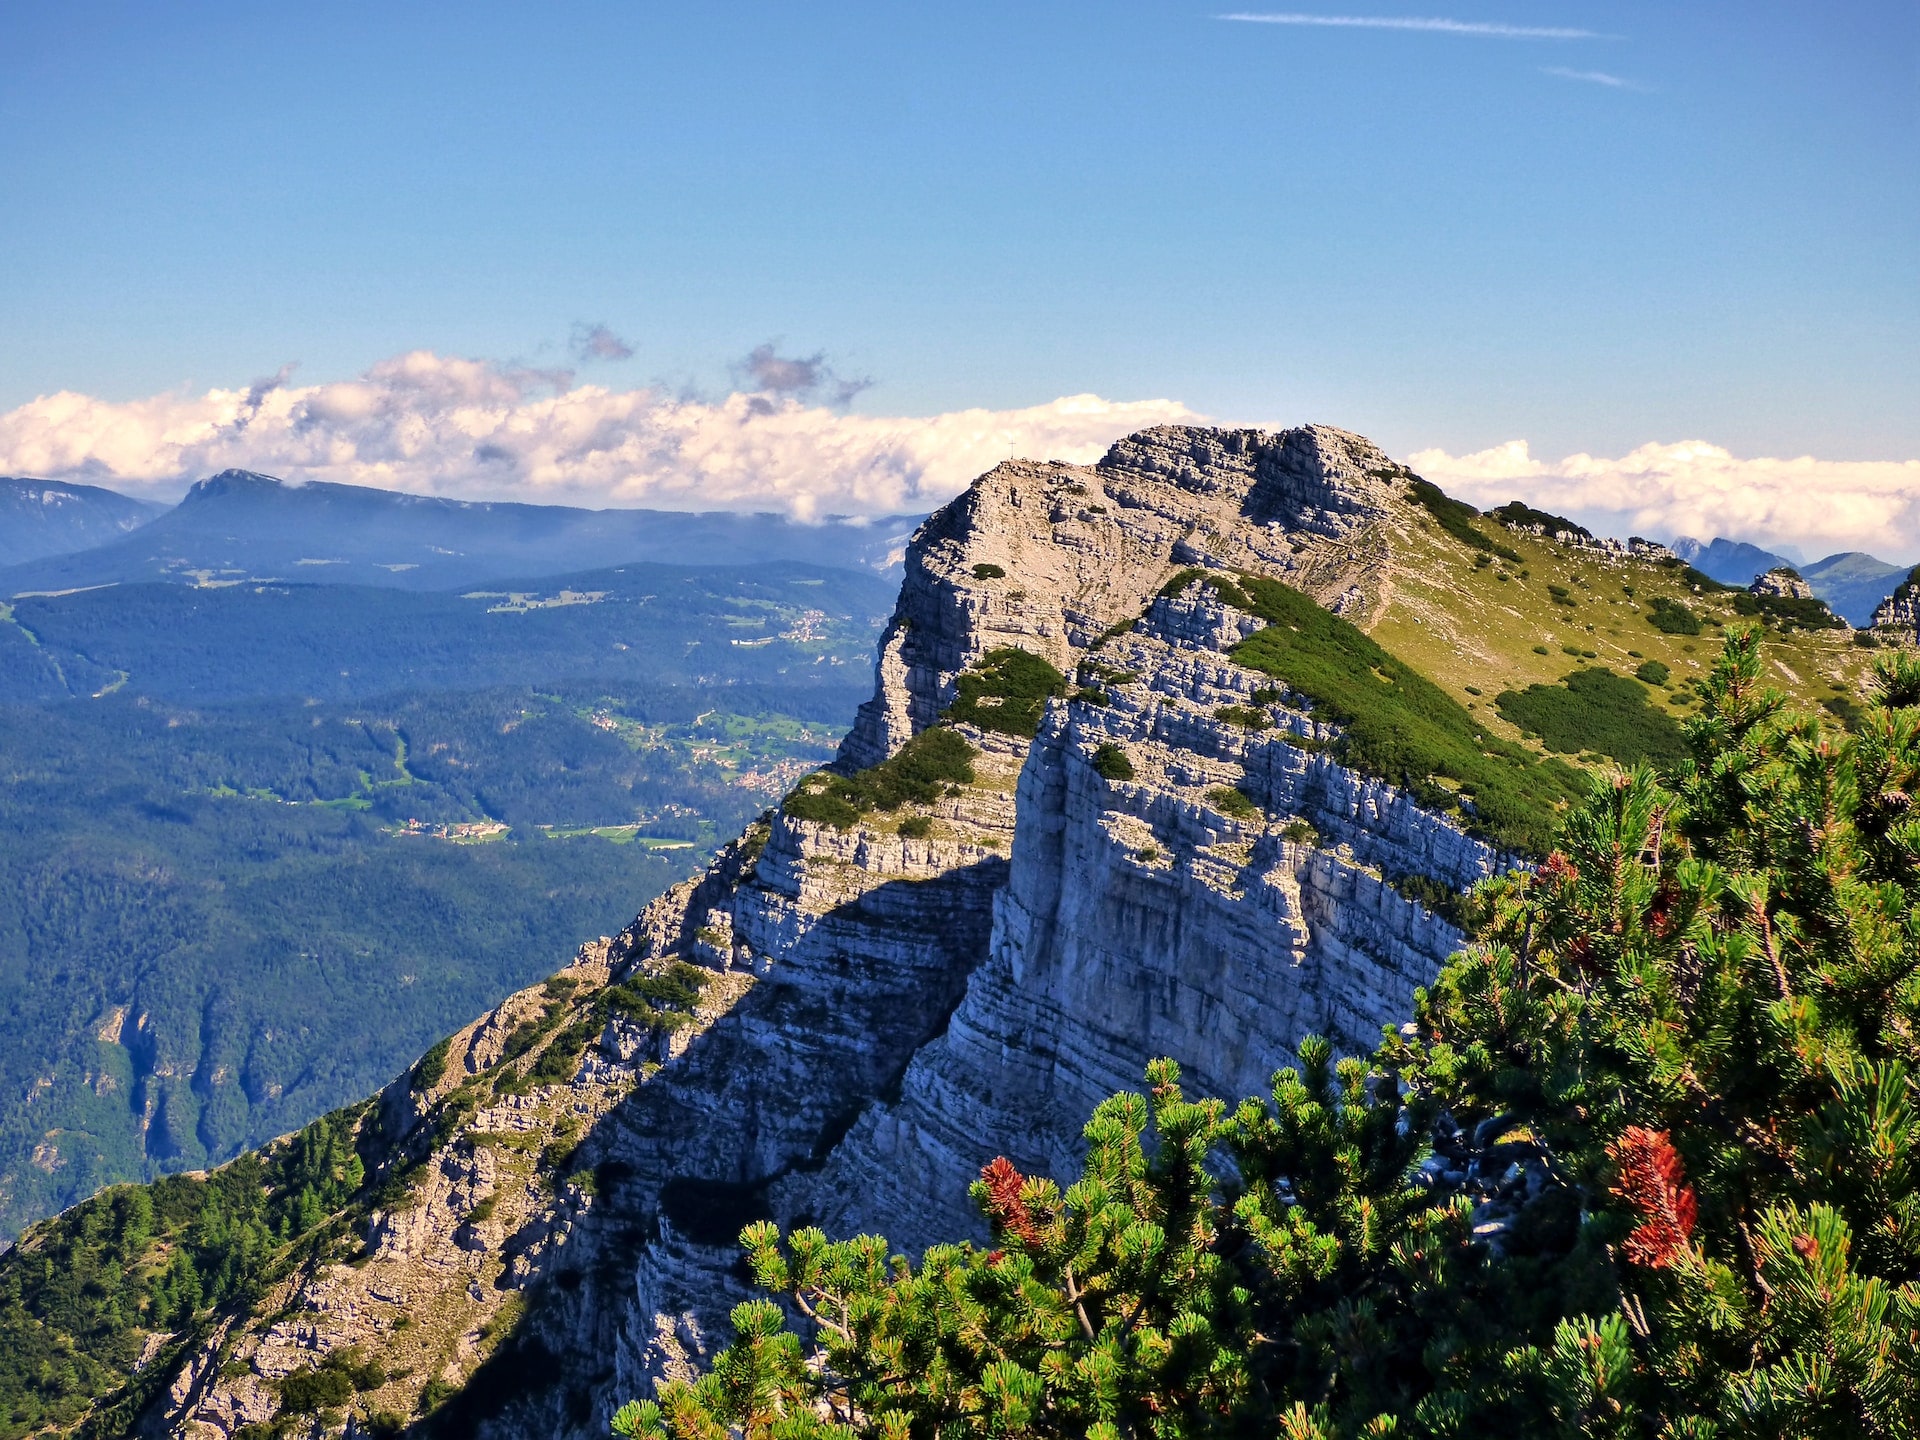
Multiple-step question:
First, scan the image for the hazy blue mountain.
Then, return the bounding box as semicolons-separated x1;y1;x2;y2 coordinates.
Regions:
1800;551;1912;625
1669;535;1795;586
4;560;894;704
1669;535;1908;626
0;477;161;566
0;469;923;596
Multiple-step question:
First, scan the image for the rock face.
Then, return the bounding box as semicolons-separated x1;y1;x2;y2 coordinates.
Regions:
473;425;1508;1438
1750;568;1815;601
139;426;1517;1440
1872;568;1920;635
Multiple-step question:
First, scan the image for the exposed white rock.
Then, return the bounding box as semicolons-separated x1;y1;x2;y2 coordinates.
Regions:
1750;568;1815;601
139;426;1525;1440
457;425;1517;1438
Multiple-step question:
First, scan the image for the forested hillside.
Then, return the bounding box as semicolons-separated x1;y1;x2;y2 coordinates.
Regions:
1;562;887;703
0;562;891;1236
0;479;160;567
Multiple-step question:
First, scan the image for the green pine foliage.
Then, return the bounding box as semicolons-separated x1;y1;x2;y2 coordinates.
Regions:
1645;597;1703;635
944;648;1069;739
1091;743;1136;782
1402;475;1523;564
1206;786;1260;821
783;728;979;829
618;629;1920;1440
1160;568;1253;612
1494;667;1688;767
1728;589;1847;632
1227;574;1585;855
0;1107;369;1438
1486;500;1593;542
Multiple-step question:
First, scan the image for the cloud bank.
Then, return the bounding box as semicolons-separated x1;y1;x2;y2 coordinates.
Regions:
1410;440;1920;564
0;350;1198;521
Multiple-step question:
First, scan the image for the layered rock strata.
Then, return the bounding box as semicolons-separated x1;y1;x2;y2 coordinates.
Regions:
142;426;1517;1440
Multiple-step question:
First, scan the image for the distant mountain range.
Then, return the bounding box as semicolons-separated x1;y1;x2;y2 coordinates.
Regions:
0;477;163;567
8;471;1914;628
0;469;922;596
1671;534;1910;625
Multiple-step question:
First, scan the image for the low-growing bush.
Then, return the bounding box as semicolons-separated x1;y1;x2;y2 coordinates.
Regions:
1487;498;1591;540
1213;705;1269;730
1495;666;1687;766
410;1037;451;1094
784;727;980;828
1634;659;1670;686
944;648;1068;738
1729;589;1847;631
1384;869;1468;928
970;562;1006;580
1157;567;1251;611
1821;693;1867;731
1645;595;1702;634
1228;573;1584;855
897;815;933;838
604;961;709;1034
1403;475;1522;562
1206;786;1260;821
1091;743;1135;781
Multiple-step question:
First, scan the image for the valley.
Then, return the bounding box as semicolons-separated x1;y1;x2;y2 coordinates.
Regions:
0;560;891;1240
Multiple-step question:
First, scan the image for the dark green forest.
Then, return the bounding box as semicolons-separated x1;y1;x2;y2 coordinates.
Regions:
0;561;889;704
0;563;888;1236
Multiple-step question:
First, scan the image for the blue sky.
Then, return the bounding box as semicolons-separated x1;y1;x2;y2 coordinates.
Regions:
0;3;1914;546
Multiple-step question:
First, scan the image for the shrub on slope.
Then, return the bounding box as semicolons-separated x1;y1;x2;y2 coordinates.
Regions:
1495;666;1687;767
618;631;1920;1440
1228;573;1584;855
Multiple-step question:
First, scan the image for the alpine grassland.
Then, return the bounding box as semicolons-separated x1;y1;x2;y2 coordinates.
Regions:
1227;573;1586;854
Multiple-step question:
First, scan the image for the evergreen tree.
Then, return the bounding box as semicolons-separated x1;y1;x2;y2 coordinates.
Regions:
614;631;1920;1438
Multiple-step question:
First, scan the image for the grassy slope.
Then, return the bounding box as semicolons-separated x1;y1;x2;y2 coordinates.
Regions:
1362;503;1875;750
1229;577;1585;856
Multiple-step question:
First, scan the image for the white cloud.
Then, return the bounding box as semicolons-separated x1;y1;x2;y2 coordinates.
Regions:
1408;439;1920;563
0;350;1198;521
1217;14;1609;39
1541;66;1637;88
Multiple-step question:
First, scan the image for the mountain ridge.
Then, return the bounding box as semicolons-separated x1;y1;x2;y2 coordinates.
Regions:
0;470;922;596
0;425;1888;1440
1671;533;1908;624
0;477;162;567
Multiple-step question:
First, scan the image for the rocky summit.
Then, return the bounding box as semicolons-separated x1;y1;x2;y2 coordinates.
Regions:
7;425;1879;1440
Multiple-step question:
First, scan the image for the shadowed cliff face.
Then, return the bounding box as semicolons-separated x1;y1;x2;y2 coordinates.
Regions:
138;426;1510;1440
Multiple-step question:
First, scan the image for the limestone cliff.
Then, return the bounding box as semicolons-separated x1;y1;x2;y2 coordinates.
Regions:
141;427;1521;1440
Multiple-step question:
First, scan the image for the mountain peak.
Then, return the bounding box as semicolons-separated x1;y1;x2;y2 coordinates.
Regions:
179;469;290;503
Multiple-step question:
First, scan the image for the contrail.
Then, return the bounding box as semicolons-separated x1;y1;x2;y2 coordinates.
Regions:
1217;14;1611;40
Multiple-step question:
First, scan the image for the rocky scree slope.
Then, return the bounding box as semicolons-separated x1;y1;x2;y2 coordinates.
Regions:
20;423;1863;1440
